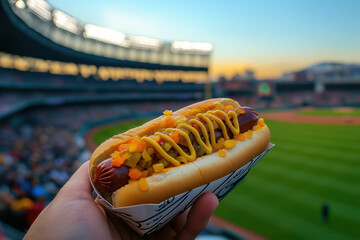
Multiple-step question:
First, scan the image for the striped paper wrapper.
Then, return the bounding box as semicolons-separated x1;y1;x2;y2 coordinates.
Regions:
91;143;274;236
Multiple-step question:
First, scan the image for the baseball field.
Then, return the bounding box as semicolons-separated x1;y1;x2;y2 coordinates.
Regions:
91;108;360;240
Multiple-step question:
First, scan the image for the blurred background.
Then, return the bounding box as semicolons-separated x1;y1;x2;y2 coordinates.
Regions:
0;0;359;239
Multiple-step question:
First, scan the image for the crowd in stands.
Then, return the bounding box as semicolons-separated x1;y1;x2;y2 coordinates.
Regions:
0;101;190;232
0;69;204;91
270;91;360;107
0;91;204;122
231;91;360;109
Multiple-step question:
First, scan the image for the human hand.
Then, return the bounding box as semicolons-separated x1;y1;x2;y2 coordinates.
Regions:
24;161;219;240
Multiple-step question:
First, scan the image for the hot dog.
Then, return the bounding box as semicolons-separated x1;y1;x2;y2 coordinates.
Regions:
89;98;270;207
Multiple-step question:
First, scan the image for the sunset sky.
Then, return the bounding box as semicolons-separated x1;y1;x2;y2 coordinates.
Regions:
48;0;360;79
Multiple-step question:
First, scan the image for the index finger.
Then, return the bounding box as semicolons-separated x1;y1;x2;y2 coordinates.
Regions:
177;192;219;240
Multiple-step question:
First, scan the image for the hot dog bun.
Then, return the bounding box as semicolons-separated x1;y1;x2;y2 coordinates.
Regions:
89;98;271;207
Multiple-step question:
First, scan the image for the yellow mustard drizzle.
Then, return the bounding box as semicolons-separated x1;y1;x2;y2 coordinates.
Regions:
159;128;196;161
196;113;216;147
208;110;240;137
179;121;212;155
140;109;240;166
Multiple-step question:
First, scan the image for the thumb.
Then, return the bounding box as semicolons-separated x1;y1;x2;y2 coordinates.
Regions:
59;161;93;197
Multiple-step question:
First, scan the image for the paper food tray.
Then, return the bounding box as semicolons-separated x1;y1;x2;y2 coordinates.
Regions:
91;143;274;236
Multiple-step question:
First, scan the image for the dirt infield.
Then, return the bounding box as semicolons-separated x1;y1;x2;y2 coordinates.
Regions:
261;109;360;125
85;125;104;152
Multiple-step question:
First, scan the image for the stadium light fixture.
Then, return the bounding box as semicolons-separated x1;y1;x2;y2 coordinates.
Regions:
84;24;128;47
171;41;213;53
53;10;80;34
14;0;26;9
26;0;52;21
127;36;162;50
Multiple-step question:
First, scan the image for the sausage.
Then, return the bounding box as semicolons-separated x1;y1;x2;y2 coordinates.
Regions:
93;159;129;193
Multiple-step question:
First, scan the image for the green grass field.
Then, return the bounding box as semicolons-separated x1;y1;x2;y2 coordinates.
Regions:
299;108;360;117
92;119;360;240
93;119;150;145
215;120;360;240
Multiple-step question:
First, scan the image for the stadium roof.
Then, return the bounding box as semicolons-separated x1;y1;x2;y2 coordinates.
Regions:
0;0;211;72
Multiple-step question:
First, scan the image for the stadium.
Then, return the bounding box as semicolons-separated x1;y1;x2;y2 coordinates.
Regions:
0;0;359;239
